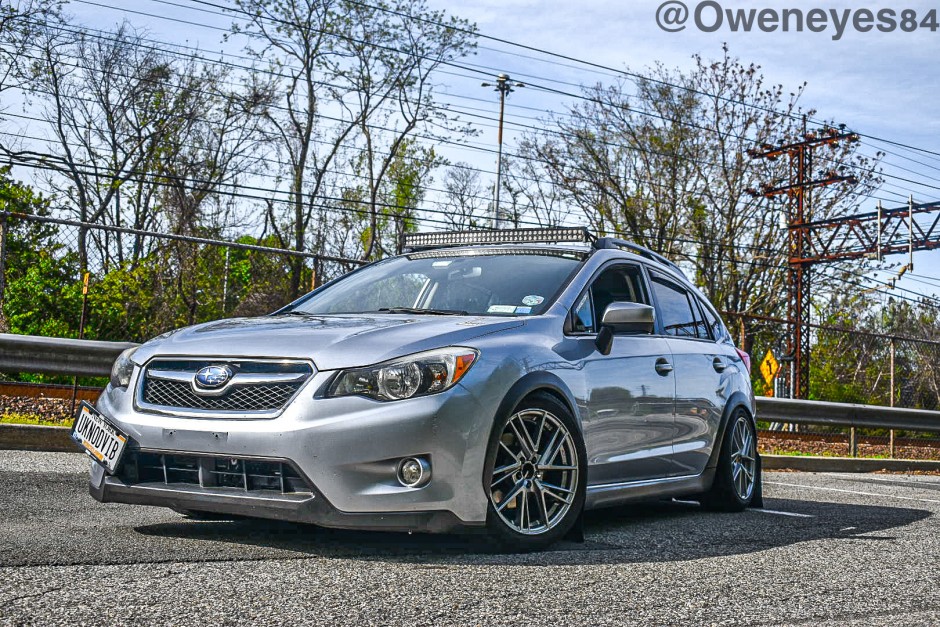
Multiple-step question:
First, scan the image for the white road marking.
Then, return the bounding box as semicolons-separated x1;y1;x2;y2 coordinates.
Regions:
754;508;814;518
767;481;940;505
840;475;940;487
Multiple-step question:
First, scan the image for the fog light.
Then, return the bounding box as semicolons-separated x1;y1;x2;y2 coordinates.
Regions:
397;457;431;488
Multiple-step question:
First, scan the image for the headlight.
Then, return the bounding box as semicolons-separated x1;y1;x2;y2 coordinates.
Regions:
328;347;479;401
110;347;138;389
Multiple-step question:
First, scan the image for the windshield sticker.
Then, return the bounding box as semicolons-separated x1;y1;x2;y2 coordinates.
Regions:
515;306;532;314
487;305;517;314
431;260;453;267
522;295;544;306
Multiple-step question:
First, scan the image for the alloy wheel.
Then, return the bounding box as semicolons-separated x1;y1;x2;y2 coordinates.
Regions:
488;409;579;535
730;415;756;501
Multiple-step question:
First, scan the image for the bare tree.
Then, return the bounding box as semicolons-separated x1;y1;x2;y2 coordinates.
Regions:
516;73;700;253
231;0;475;294
441;163;487;229
513;46;881;331
0;0;59;101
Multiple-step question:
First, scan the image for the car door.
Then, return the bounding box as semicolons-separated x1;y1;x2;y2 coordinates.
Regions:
572;263;677;485
647;272;727;477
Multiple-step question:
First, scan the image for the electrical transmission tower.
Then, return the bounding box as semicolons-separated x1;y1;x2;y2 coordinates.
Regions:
748;121;859;399
750;124;940;400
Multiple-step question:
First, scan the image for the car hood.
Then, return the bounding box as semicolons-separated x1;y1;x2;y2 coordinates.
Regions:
132;314;525;371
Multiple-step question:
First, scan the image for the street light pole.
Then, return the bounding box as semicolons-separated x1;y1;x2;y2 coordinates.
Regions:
481;73;524;229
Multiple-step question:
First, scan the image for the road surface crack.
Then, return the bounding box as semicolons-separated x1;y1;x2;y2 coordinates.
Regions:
0;585;64;608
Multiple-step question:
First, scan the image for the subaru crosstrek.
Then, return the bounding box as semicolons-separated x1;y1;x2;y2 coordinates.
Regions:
73;228;760;550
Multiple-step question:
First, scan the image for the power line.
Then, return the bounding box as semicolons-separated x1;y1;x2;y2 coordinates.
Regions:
19;6;937;209
65;0;940;188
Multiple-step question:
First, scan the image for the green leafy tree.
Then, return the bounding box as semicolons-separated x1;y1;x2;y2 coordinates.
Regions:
0;166;82;337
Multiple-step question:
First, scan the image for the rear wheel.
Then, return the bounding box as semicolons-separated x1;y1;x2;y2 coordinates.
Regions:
702;408;757;512
484;393;586;551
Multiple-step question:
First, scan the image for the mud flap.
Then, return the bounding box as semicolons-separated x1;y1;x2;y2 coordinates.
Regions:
563;509;585;543
749;452;764;509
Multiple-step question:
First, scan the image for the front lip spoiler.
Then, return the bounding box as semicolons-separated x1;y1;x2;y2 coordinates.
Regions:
90;475;484;534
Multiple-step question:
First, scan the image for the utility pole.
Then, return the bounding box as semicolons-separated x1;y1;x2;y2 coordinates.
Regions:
748;120;859;399
482;73;524;229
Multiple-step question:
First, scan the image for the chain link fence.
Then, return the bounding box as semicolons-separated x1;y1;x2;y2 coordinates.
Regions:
727;312;940;460
2;212;939;459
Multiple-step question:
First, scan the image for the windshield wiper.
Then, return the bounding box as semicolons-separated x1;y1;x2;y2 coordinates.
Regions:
377;307;469;316
277;310;316;317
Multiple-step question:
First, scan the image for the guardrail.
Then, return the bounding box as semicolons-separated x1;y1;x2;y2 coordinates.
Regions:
757;396;940;432
1;332;939;432
0;334;138;378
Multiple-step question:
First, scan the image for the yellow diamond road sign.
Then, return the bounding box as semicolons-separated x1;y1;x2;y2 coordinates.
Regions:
760;350;780;385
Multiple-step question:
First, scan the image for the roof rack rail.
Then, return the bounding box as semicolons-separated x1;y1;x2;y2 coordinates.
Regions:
593;237;686;276
401;227;594;252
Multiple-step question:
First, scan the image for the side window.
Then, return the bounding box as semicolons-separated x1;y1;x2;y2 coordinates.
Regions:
570;265;647;333
689;298;710;339
650;276;707;339
572;292;594;333
698;299;725;341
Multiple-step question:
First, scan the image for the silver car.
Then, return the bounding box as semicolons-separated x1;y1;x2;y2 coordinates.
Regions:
75;228;760;550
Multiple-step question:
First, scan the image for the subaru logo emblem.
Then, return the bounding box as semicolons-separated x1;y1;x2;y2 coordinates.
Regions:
194;365;233;389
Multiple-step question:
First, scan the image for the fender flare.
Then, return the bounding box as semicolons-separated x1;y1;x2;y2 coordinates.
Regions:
705;390;764;508
480;370;582;496
706;391;756;471
493;370;582;431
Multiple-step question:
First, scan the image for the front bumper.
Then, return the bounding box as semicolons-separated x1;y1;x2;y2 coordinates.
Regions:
88;370;494;533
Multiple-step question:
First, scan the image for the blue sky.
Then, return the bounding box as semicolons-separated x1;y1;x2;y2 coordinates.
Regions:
446;0;940;300
46;0;940;301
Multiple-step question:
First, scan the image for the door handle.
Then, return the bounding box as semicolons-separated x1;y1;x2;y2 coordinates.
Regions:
713;357;727;373
655;358;673;376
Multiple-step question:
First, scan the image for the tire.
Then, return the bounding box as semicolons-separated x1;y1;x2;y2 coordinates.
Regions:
702;408;758;512
482;392;587;551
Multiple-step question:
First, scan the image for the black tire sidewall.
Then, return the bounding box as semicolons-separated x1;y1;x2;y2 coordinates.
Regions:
707;408;756;511
482;392;587;551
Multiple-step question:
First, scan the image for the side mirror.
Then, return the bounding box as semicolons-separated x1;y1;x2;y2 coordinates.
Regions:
595;302;656;355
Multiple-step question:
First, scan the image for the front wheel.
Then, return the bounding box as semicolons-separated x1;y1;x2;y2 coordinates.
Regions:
702;409;757;512
483;392;586;551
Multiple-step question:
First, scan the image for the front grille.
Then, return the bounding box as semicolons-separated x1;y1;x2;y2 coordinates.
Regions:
139;359;313;415
144;379;300;411
121;450;313;495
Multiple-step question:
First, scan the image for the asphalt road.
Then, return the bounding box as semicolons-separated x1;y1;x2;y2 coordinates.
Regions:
2;451;939;626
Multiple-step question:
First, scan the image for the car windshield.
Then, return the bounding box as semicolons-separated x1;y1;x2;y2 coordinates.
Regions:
286;249;586;316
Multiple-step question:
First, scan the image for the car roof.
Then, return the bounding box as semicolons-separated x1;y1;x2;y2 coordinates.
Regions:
403;242;690;284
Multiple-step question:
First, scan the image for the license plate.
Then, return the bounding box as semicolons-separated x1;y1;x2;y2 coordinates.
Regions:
71;402;128;474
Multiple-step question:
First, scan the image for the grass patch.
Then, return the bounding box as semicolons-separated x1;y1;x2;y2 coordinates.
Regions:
1;413;70;427
763;449;840;458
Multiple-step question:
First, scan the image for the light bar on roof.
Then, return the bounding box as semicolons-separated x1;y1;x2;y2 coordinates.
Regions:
402;227;593;251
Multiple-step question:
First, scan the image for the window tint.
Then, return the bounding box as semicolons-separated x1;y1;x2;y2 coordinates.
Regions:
650;276;707;339
571;265;646;333
688;297;710;339
699;299;725;341
572;292;593;333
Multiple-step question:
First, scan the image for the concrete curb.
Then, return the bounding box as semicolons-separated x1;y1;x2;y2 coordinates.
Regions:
762;454;940;473
0;423;75;452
